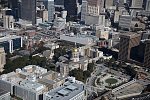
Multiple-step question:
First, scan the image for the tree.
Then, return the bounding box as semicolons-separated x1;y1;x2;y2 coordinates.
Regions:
88;63;95;73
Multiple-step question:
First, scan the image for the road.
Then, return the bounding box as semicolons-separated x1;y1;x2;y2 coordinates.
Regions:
86;64;108;98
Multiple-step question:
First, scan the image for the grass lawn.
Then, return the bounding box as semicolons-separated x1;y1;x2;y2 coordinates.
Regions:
105;78;118;84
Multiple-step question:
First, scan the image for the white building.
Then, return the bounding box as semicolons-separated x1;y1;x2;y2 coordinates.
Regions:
53;17;66;31
85;14;105;26
146;0;150;11
3;15;14;29
60;34;98;45
0;65;48;100
0;47;6;72
119;15;132;29
43;77;85;100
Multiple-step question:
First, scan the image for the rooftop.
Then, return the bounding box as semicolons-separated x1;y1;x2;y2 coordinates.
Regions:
0;89;9;96
44;81;84;100
0;35;21;43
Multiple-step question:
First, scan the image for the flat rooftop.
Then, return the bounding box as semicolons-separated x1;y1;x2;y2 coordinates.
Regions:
44;81;84;100
0;89;9;96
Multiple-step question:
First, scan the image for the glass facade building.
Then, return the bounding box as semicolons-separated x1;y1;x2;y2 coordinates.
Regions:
0;36;22;53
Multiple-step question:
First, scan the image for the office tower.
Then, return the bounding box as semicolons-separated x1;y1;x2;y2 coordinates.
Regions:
81;0;87;22
130;40;150;67
0;47;6;72
87;0;104;15
131;0;143;8
47;0;55;21
64;0;78;21
146;0;150;11
119;15;132;29
8;0;20;20
3;15;14;29
21;0;36;25
143;40;150;67
0;35;23;53
118;33;141;61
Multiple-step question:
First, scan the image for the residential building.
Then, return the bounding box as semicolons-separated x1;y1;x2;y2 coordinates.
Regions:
21;0;36;25
0;35;23;53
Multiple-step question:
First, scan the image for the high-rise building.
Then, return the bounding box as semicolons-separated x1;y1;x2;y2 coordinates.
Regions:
130;40;150;67
118;33;141;61
0;47;6;72
47;0;55;21
81;0;87;22
146;0;150;11
8;0;20;20
0;35;23;53
131;0;143;8
3;15;14;29
87;0;104;15
21;0;36;25
119;15;132;29
64;0;78;21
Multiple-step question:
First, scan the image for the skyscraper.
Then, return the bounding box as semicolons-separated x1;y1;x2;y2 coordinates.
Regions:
81;0;87;22
118;33;141;61
87;0;104;15
64;0;78;21
146;0;150;11
45;0;55;21
21;0;36;25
